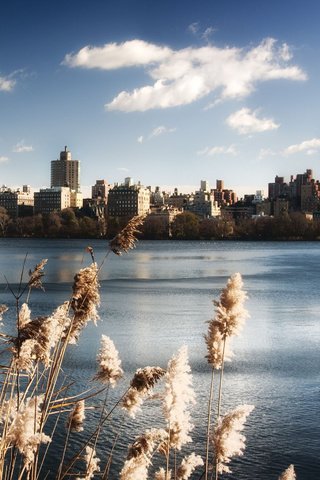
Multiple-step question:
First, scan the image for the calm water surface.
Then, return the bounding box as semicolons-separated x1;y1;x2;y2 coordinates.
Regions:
0;239;319;479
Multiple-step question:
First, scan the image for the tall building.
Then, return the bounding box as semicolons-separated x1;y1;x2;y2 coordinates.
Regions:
51;146;80;192
107;179;150;217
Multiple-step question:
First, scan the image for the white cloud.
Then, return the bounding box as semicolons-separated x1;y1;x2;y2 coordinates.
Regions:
201;27;216;42
226;107;280;134
63;40;171;70
0;156;9;163
283;138;320;155
64;37;307;112
188;22;199;35
197;144;237;156
258;147;277;159
0;75;15;92
117;167;129;172
138;125;176;143
12;141;34;153
150;125;176;138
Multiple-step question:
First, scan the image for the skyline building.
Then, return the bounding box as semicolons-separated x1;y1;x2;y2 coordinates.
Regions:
51;146;80;193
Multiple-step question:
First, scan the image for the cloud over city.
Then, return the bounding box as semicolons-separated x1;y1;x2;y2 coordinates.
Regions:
197;144;237;156
137;125;176;143
226;107;280;134
12;141;34;153
283;138;320;156
63;38;306;112
0;156;9;163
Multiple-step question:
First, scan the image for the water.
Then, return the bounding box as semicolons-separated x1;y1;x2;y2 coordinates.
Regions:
0;239;319;479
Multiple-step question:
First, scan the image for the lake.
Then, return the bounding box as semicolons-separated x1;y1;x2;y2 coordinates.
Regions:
0;239;319;479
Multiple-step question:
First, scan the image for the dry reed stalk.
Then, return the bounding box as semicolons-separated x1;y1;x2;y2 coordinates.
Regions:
109;214;146;256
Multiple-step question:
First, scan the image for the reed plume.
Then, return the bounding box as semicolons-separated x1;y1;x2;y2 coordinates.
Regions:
214;272;248;338
213;404;254;475
154;467;171;479
122;366;165;417
69;263;100;342
6;395;51;470
0;304;8;324
176;452;204;479
120;428;167;480
67;400;86;433
109;214;146;256
13;302;70;371
80;445;100;480
279;464;296;480
94;334;123;386
28;258;48;291
163;346;196;450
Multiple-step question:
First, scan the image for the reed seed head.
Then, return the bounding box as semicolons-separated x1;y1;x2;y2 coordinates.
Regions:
176;453;204;480
213;404;254;474
82;446;100;480
278;465;296;480
122;366;165;417
120;428;167;480
7;395;51;470
94;334;123;386
163;346;196;450
204;319;234;369
69;263;100;342
67;400;85;432
28;258;48;290
214;273;249;338
109;214;146;256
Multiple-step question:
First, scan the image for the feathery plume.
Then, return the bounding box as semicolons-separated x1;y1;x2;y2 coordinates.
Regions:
94;334;123;386
163;346;196;450
109;214;146;256
214;273;248;338
13;302;71;371
279;465;296;480
204;319;234;370
67;400;85;432
0;304;8;324
7;395;51;470
154;467;171;480
213;404;254;474
28;258;47;290
177;453;204;480
122;366;165;417
83;446;100;479
69;263;100;343
120;428;167;480
18;303;31;329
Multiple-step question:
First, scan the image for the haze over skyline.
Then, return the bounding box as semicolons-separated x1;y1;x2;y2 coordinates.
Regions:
1;0;320;197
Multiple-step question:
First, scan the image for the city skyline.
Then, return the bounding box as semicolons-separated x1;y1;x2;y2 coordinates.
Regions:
1;0;320;197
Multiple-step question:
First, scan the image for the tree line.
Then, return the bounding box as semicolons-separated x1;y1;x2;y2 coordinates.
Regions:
0;207;320;240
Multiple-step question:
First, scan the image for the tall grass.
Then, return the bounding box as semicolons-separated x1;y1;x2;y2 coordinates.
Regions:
0;215;296;479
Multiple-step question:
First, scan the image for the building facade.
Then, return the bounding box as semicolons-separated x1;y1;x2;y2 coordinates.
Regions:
51;146;80;192
34;187;71;215
107;179;150;217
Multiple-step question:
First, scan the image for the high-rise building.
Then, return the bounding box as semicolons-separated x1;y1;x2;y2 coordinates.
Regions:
51;146;80;192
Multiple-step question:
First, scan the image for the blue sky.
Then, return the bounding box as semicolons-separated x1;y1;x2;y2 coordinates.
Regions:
1;0;320;197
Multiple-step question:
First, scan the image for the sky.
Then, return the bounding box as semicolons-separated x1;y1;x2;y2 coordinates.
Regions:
1;0;320;198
